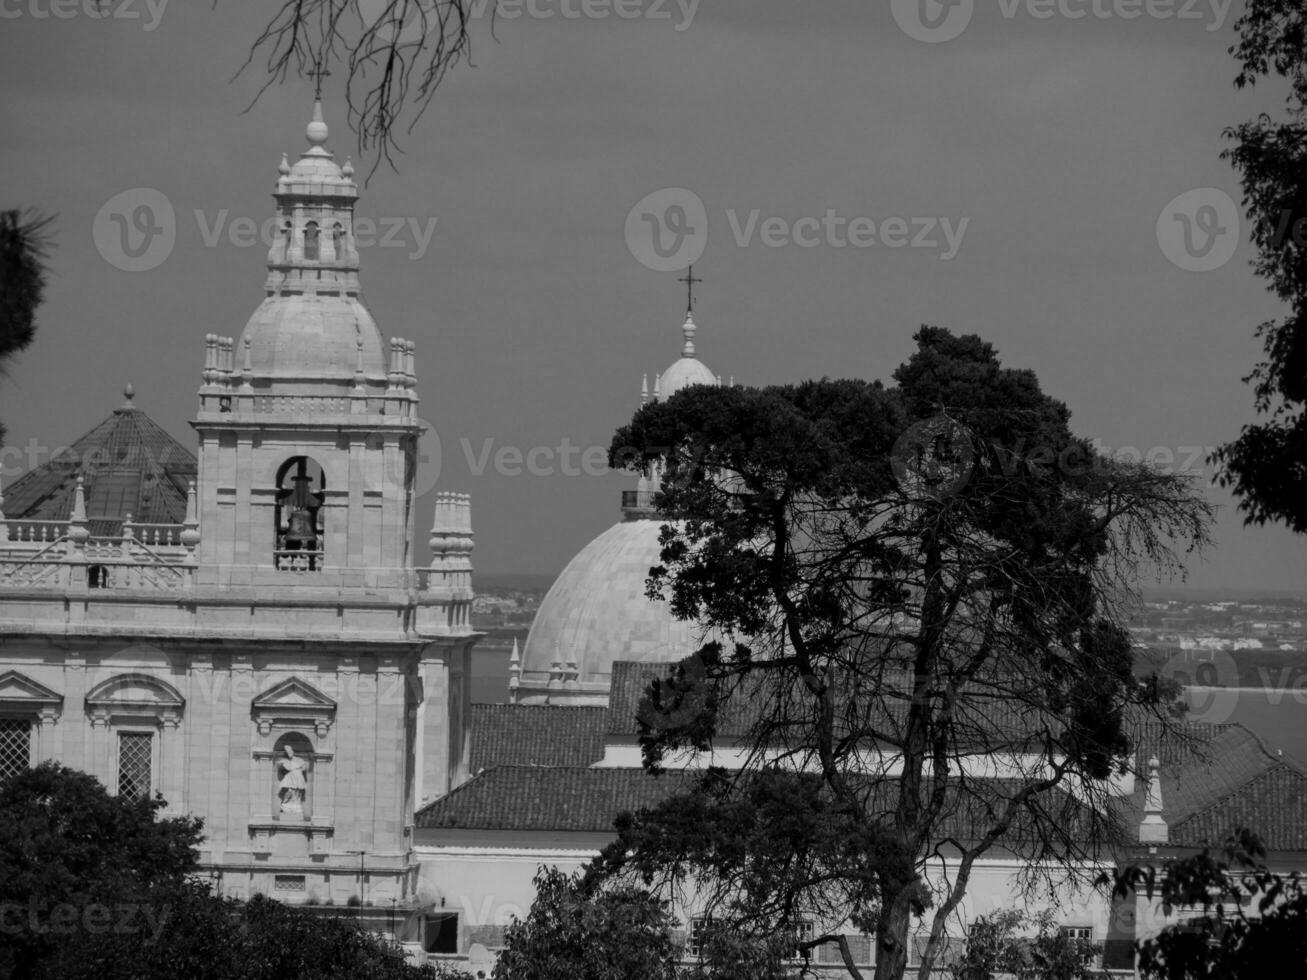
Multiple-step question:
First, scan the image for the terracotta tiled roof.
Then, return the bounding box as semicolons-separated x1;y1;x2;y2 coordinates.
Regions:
416;766;694;832
608;660;1081;751
1171;761;1307;851
2;399;195;535
1120;720;1307;850
417;762;1104;848
470;704;607;771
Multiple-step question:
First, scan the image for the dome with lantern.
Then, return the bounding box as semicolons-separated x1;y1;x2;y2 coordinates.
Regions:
514;298;728;705
235;100;388;391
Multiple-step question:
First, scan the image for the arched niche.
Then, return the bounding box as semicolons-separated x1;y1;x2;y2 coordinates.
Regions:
274;456;325;571
271;731;314;820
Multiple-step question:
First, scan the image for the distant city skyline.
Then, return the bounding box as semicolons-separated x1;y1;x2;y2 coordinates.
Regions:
2;2;1305;592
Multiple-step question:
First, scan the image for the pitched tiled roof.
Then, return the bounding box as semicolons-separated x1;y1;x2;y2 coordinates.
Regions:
2;399;196;535
1171;761;1307;851
608;660;1088;751
470;704;607;771
417;762;1105;849
416;766;694;832
1119;720;1307;850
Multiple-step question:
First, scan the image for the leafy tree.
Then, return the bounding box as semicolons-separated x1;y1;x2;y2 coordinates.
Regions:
956;909;1100;980
1107;829;1307;980
0;762;204;979
1213;1;1307;531
598;327;1211;980
0;208;53;443
0;763;459;980
42;885;462;980
493;866;680;980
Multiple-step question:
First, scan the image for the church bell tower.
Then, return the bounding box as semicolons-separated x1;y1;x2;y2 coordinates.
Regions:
192;100;426;576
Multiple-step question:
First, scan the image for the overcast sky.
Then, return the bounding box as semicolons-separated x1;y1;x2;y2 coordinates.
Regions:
1;0;1304;593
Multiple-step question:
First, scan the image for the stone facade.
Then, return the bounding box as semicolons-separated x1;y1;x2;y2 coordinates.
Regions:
0;100;479;925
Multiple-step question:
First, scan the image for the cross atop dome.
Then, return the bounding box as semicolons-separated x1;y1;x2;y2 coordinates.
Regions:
677;264;701;315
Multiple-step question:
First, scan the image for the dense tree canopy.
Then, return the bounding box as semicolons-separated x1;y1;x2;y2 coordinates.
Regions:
1213;0;1307;531
493;866;680;980
0;208;52;444
1107;829;1307;980
597;327;1211;980
0;762;204;979
0;763;460;980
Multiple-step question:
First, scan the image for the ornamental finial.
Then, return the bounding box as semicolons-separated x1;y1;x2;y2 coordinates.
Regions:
306;98;329;148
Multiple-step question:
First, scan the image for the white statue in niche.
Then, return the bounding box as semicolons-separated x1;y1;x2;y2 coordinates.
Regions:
277;745;308;815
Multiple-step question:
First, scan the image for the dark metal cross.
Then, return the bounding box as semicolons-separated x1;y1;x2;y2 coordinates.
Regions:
678;265;702;313
308;62;331;99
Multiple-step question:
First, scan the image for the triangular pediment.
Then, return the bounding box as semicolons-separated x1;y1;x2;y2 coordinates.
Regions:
252;677;336;712
0;670;62;706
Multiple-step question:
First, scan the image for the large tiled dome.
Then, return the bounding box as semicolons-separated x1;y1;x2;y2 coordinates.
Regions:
520;518;709;690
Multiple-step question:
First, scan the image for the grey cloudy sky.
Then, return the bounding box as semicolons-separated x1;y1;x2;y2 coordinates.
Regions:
1;0;1304;592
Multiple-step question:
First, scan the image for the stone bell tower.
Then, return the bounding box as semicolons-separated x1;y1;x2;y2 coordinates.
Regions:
192;100;423;574
178;99;478;922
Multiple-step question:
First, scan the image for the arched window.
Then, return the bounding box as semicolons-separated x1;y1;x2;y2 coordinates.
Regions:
274;457;325;571
303;221;320;261
272;731;314;819
332;223;345;262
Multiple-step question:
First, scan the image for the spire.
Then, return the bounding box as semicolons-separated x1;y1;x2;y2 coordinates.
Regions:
508;639;521;703
1139;755;1168;844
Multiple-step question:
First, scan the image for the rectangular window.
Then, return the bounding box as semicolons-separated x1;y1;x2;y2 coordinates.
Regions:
117;732;153;801
787;920;815;960
424;912;458;954
687;917;709;958
0;719;31;782
1060;926;1100;967
274;875;306;893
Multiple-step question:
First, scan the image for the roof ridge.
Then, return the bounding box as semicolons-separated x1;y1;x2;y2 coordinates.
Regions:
1171;757;1301;837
